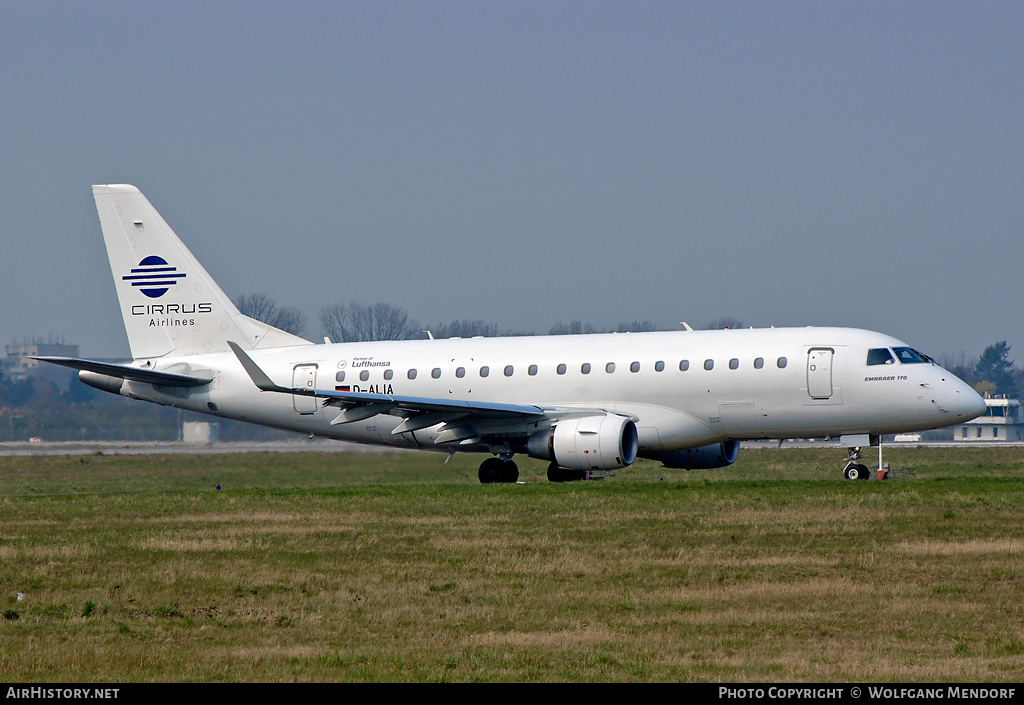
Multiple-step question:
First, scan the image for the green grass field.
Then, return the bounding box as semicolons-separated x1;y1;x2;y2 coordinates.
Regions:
1;445;1023;682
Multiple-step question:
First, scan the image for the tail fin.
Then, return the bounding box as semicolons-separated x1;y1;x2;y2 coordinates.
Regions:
92;184;311;360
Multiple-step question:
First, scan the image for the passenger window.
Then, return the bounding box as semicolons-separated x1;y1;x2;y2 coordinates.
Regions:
408;369;417;380
679;360;689;371
655;361;665;372
704;359;714;371
431;368;441;379
729;358;739;370
480;366;489;378
336;371;346;382
581;363;591;375
557;363;567;375
528;364;538;376
606;362;616;373
867;348;895;366
754;358;764;369
455;367;465;378
360;370;369;381
384;369;393;380
504;365;514;377
777;357;788;369
630;361;640;373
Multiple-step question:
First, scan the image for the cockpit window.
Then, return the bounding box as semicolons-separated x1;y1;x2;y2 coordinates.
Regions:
893;347;931;364
867;348;895;366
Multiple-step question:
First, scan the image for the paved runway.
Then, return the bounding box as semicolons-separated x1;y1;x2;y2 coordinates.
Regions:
2;438;1020;457
0;439;412;456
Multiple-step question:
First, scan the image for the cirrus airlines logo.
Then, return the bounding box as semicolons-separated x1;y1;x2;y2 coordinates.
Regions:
122;256;186;299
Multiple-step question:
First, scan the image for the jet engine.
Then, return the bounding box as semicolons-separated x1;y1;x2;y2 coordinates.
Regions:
526;414;639;470
654;441;740;469
79;370;126;396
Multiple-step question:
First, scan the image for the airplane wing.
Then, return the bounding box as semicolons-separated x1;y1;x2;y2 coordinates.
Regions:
32;356;213;388
228;342;622;444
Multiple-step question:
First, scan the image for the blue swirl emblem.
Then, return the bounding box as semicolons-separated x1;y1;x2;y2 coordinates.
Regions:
122;256;186;299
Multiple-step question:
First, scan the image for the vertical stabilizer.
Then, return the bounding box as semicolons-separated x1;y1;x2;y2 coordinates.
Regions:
93;184;310;360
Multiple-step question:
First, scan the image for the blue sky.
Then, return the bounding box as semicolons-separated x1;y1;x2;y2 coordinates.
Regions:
1;1;1021;361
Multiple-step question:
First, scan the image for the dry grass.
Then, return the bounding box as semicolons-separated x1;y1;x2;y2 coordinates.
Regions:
0;446;1023;681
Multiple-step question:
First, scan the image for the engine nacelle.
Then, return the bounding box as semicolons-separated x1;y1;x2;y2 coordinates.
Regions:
79;370;125;396
655;441;740;469
527;414;639;470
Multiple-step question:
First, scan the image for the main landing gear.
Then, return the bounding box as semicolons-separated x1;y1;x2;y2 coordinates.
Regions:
478;456;519;484
477;457;608;484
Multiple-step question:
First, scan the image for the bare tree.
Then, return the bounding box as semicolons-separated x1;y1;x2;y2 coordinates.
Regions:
939;350;978;386
612;320;659;333
233;293;307;337
705;317;744;330
549;320;660;335
319;302;421;342
234;293;276;322
549;320;601;336
428;319;501;339
319;303;351;343
269;306;308;337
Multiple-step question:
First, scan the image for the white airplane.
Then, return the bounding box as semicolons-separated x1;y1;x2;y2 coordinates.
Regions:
38;184;986;483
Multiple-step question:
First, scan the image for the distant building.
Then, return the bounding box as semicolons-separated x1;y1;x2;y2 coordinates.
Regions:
3;340;79;382
183;421;220;445
953;395;1024;441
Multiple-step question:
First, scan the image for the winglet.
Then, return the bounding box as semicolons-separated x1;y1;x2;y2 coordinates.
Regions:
228;341;290;392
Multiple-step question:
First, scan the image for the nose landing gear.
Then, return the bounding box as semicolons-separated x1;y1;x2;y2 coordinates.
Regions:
842;442;886;481
843;451;871;480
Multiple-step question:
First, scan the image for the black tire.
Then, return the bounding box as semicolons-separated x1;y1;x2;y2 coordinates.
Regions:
500;459;519;483
479;457;506;484
844;463;870;480
479;457;518;484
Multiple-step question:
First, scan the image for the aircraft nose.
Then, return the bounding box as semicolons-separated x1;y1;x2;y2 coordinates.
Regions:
958;385;987;421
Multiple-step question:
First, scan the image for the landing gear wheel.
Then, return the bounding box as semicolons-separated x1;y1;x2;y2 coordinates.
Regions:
478;457;519;484
844;463;870;481
501;459;519;483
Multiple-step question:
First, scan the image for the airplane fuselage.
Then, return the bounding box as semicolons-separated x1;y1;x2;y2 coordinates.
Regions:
110;326;981;456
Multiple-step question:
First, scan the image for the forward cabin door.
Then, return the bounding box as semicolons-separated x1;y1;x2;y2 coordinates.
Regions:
292;364;319;414
806;348;834;400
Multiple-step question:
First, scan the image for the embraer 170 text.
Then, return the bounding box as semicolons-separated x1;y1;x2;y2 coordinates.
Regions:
38;185;987;483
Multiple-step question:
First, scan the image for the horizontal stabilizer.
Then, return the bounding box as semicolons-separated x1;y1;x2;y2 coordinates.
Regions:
32;356;213;388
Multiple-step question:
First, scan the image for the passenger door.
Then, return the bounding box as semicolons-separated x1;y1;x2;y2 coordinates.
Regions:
292;364;319;414
806;348;834;400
